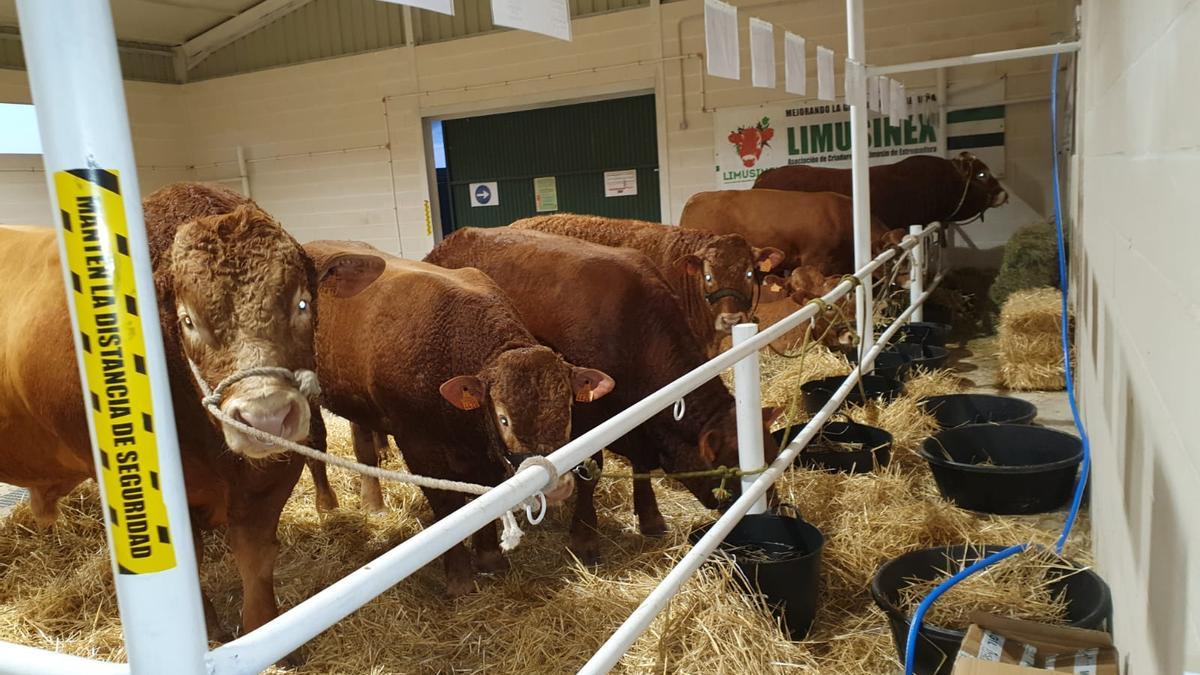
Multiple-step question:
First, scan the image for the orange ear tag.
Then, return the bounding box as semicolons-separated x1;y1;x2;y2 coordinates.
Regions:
576;388;595;403
770;283;782;293
460;390;480;410
759;261;772;272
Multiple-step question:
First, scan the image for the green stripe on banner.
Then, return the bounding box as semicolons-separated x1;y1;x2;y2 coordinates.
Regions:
948;132;1005;150
947;105;1005;123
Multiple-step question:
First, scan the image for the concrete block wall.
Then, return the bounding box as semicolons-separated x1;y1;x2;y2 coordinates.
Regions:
1075;1;1200;673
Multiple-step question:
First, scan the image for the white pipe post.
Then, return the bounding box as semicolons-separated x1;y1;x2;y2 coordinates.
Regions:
909;224;925;322
731;323;767;515
16;2;208;674
867;41;1081;76
845;0;874;362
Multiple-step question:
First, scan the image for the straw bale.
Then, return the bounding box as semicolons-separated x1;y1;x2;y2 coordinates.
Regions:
997;288;1074;391
0;356;1090;674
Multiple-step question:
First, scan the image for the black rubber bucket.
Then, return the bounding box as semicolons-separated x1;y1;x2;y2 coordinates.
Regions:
870;544;1112;675
689;513;824;640
801;375;904;414
893;343;951;373
919;424;1083;514
897;321;953;347
920;394;1038;428
848;346;913;381
773;420;893;474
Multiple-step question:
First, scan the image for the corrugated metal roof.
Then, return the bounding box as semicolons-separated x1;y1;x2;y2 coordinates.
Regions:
0;26;177;84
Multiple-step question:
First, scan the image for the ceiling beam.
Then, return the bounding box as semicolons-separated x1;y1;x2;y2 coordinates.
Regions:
181;0;317;67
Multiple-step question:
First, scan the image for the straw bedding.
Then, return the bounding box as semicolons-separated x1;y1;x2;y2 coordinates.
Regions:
0;349;1089;674
998;288;1075;391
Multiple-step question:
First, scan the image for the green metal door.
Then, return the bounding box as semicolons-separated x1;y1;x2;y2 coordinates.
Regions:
441;94;660;230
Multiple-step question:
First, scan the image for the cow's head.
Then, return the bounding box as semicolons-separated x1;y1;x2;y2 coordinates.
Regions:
676;234;783;334
761;268;857;350
728;117;775;168
953;151;1008;213
439;346;613;505
662;404;783;509
170;206;384;458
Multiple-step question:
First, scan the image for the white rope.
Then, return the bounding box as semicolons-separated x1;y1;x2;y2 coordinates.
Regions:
187;360;555;551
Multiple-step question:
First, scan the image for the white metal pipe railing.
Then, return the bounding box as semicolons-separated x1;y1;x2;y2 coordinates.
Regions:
581;266;948;675
909;224;925;322
206;225;941;674
10;2;208;674
845;0;875;361
732;323;768;515
867;41;1082;76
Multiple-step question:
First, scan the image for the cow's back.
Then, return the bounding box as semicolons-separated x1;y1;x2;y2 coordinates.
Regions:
0;226;94;484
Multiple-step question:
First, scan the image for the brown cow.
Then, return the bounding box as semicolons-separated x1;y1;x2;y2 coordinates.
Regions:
303;240;614;596
0;183;383;641
511;214;783;357
752;152;1008;228
754;267;855;351
680;189;901;275
425;227;783;565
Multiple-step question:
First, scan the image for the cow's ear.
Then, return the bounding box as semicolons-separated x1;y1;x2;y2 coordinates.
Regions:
570;367;615;403
760;275;789;303
317;252;385;298
698;430;719;465
753;247;785;273
675;254;704;276
439;376;487;411
727;132;740;144
761;127;775;141
762;406;785;427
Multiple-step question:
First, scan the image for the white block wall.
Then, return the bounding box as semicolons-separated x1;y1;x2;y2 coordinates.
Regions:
1075;1;1200;673
1;0;1070;259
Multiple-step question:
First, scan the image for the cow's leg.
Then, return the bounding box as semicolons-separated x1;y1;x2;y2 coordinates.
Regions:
373;431;390;463
190;512;231;642
28;478;81;529
307;410;339;511
350;423;385;512
630;456;667;537
469;459;509;575
419;488;475;597
226;477;294;637
569;451;603;566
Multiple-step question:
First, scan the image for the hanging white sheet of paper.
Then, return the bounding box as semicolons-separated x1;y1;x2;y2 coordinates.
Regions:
491;0;571;41
879;76;892;120
889;78;903;127
784;32;806;95
843;58;865;107
816;46;835;101
867;75;881;112
897;82;908;122
749;18;776;88
705;0;739;80
378;0;454;15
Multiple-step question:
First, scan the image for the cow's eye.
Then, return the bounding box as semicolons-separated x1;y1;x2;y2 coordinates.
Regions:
977;171;986;179
704;274;713;283
745;270;754;279
181;314;194;330
298;299;309;312
498;415;510;427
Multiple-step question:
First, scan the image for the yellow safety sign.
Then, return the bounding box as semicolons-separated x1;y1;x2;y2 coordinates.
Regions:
54;168;176;575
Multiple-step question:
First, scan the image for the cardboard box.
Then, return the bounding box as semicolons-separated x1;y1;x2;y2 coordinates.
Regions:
952;612;1119;674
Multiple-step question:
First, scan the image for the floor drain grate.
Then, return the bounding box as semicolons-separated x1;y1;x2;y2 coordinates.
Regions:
0;487;28;510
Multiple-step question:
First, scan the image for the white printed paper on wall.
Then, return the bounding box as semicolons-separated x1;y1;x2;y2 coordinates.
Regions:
897;82;908;122
379;0;454;15
469;182;499;207
843;58;866;107
784;32;806;95
879;76;892;120
749;18;775;89
491;0;571;41
867;75;881;112
604;169;638;197
704;0;739;80
816;46;835;101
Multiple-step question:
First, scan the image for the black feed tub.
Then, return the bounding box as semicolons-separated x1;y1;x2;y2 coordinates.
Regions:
801;375;904;414
773;420;892;474
920;394;1038;428
870;544;1112;675
893;343;950;373
689;513;824;640
897;321;953;347
920;424;1083;514
848;346;913;381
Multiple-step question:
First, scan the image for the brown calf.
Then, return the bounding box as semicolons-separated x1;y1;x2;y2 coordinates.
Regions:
425;227;782;565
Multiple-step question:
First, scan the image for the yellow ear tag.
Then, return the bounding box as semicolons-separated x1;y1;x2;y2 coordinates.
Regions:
460;390;480;410
576;388;594;403
770;283;782;293
759;261;772;272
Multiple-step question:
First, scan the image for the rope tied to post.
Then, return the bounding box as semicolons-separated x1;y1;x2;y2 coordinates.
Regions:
187;360;554;551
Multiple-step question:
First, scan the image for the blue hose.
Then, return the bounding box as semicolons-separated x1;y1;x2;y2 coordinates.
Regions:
902;51;1091;674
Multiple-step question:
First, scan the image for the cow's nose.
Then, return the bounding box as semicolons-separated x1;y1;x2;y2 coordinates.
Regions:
992;190;1009;207
228;396;304;440
716;313;744;330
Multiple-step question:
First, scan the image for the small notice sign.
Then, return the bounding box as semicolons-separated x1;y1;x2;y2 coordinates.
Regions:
534;176;558;212
604;170;638;197
470;182;498;207
492;0;571;41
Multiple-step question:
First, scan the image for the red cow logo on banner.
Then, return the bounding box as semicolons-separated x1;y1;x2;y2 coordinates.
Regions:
728;117;775;168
